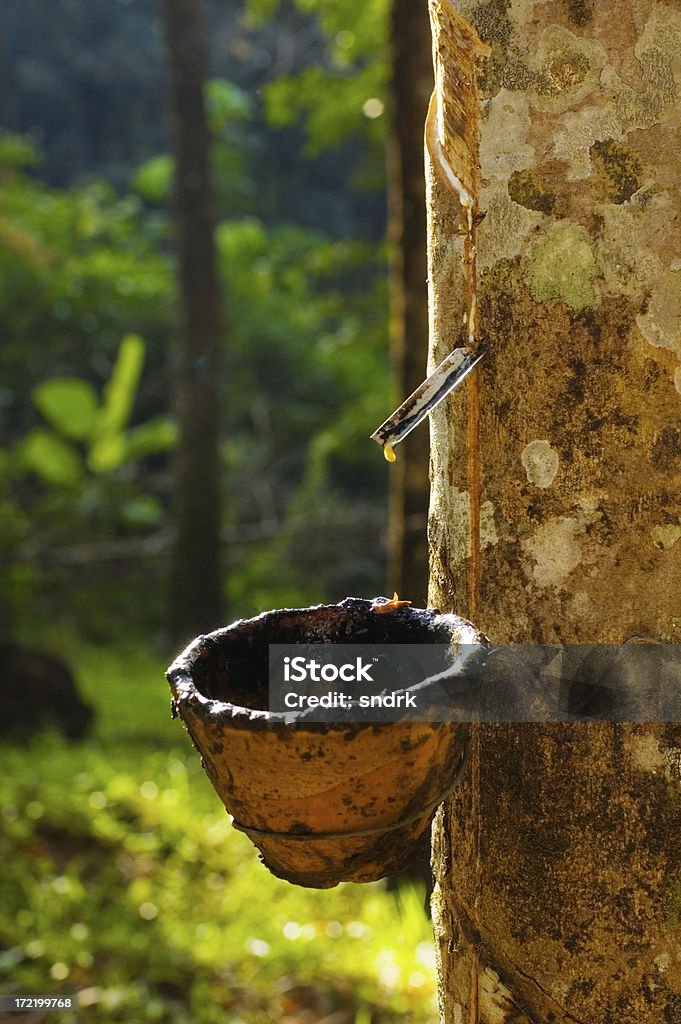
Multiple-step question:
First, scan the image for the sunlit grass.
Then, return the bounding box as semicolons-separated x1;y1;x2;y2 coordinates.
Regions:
0;641;437;1023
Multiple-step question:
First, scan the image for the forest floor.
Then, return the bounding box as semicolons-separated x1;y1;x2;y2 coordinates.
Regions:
0;640;437;1024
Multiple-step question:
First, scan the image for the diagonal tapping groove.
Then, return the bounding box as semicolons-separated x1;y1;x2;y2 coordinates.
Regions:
370;1;489;467
426;0;489;625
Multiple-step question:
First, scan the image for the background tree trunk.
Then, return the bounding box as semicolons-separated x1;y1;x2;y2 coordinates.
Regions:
386;0;432;606
161;0;224;642
426;1;681;1020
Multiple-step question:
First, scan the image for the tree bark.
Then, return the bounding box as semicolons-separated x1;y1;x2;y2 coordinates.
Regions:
426;1;681;1021
161;0;224;642
386;0;433;606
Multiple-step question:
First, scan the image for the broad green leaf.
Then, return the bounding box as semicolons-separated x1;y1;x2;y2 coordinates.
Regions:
20;428;83;486
122;417;178;462
94;334;145;441
33;377;99;441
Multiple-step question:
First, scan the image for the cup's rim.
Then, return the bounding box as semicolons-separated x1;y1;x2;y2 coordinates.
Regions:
166;597;483;732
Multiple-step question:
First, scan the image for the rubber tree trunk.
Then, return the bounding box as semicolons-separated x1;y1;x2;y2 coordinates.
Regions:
386;0;433;606
161;0;224;642
426;2;681;1021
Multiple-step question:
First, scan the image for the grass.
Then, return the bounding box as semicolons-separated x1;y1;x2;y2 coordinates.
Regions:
0;638;438;1023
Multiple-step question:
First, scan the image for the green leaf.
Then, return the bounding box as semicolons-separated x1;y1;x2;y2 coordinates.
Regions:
89;334;145;473
20;428;83;486
94;334;145;442
33;377;99;441
122;417;178;462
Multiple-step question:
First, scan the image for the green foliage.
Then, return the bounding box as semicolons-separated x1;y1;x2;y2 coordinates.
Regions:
0;122;390;631
215;217;389;611
90;334;146;471
131;79;255;213
0;130;41;171
0;138;175;630
1;321;176;632
118;495;164;530
264;62;387;154
33;378;99;442
0;0;393;634
121;419;179;464
0;641;438;1024
19;429;84;488
205;78;252;132
248;0;389;155
0;140;173;398
22;336;177;484
130;155;173;203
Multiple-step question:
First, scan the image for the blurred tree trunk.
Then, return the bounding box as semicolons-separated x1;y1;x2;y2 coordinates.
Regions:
160;0;224;641
426;1;681;1021
386;0;432;606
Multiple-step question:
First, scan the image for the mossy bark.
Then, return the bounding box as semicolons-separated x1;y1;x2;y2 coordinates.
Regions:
427;1;681;1020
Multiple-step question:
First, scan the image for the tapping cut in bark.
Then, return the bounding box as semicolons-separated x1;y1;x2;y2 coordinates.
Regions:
370;3;489;466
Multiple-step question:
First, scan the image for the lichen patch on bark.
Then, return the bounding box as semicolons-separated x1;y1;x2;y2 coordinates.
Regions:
652;524;681;550
528;25;608;113
480;499;500;548
521;439;560;487
480;89;535;180
521;513;585;587
624;730;666;772
528;223;599;309
477;184;545;272
636;269;681;356
596;202;664;302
